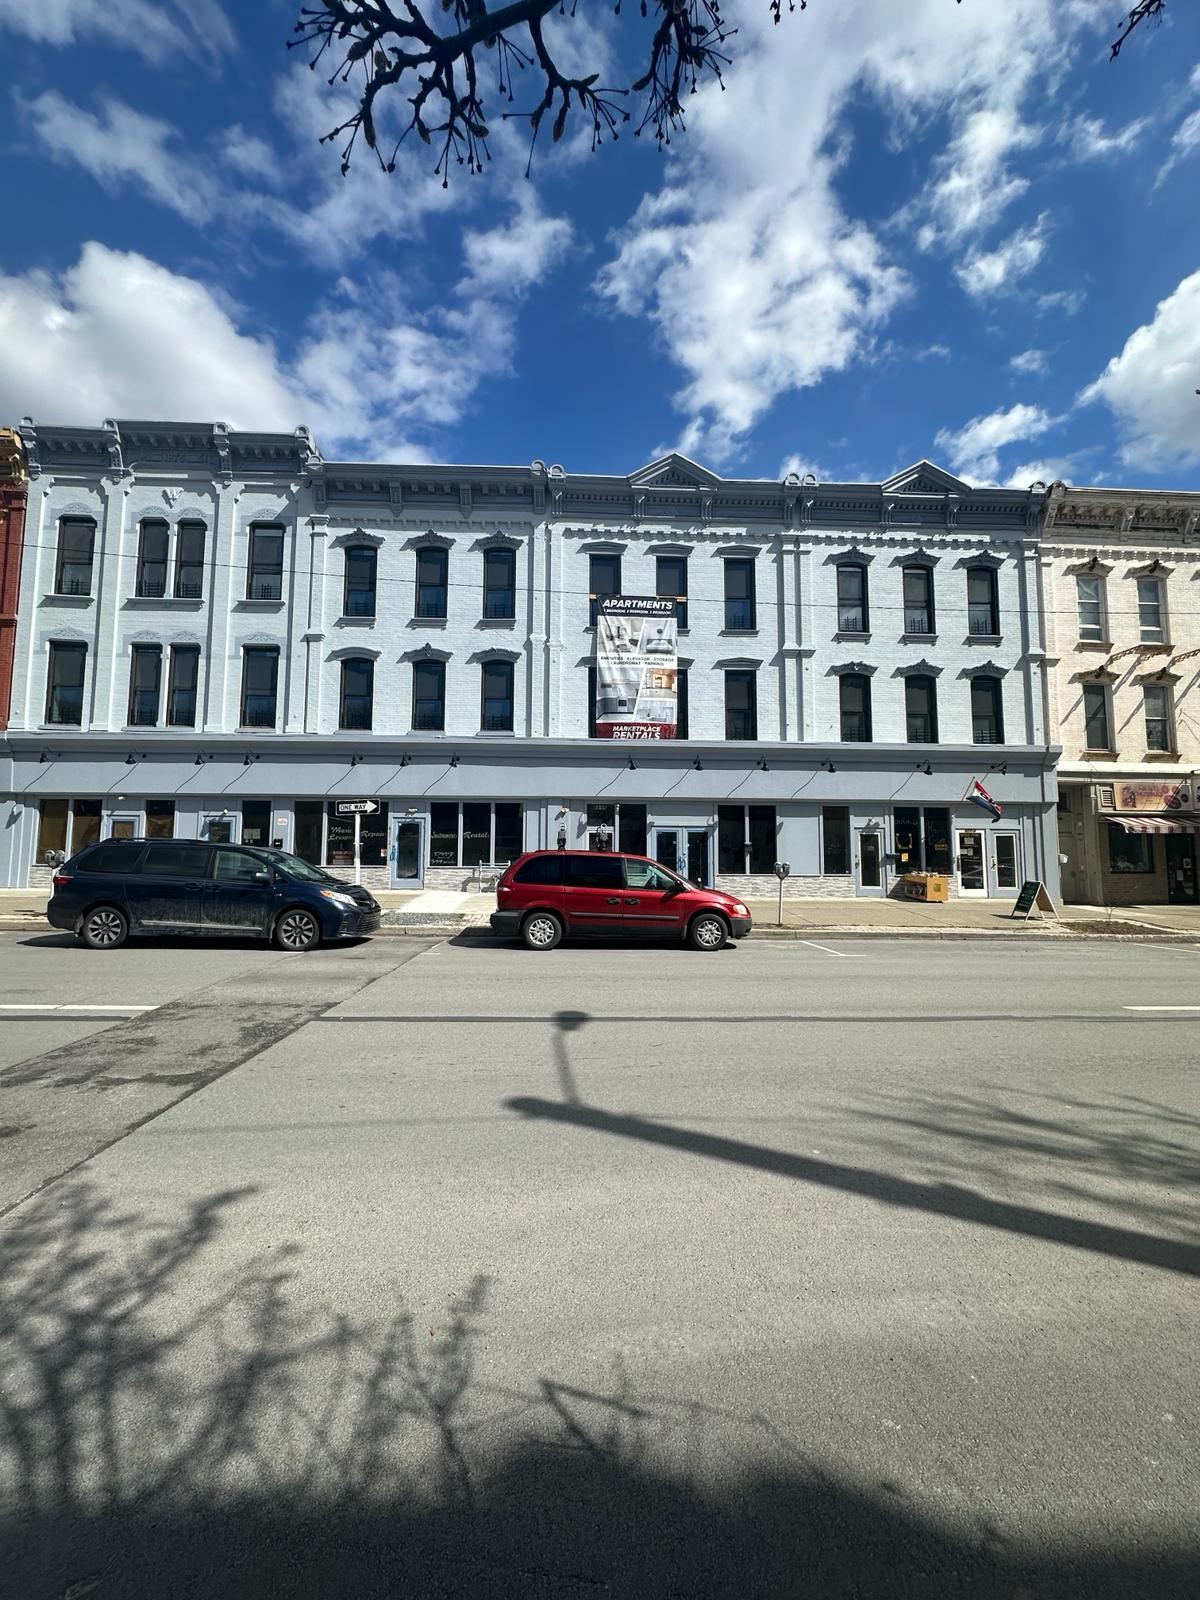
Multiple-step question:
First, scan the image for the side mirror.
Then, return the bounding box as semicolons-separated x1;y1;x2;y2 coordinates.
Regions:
253;870;272;884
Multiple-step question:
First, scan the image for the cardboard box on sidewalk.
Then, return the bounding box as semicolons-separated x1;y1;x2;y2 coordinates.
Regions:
902;873;949;903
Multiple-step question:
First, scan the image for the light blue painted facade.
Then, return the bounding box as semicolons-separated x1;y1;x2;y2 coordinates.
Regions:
0;420;1061;898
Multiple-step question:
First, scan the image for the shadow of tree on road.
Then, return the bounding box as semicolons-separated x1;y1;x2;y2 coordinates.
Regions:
2;1182;1198;1599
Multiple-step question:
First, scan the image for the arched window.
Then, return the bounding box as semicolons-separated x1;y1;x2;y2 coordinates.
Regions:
836;563;868;632
905;675;937;743
481;659;514;731
966;567;999;636
839;674;871;742
344;546;377;617
339;657;374;730
416;547;448;618
970;676;1004;745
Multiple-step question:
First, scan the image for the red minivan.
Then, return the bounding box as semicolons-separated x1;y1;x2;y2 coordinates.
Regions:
491;850;753;951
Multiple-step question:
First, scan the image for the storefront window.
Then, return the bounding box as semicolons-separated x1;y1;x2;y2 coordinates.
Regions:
717;804;776;874
893;807;921;871
326;808;355;867
619;804;647;855
494;804;522;864
325;802;387;867
463;802;491;867
430;802;459;866
587;803;616;851
37;798;69;861
360;808;387;866
748;806;776;873
242;801;272;848
429;802;523;867
923;808;952;875
822;807;850;874
1108;822;1153;874
295;801;324;865
146;800;175;839
72;799;102;854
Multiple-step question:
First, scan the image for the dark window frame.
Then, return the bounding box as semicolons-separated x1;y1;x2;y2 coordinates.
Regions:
724;669;758;741
127;643;163;728
723;558;757;632
676;669;689;740
1143;683;1173;753
655;554;689;629
45;642;87;725
1081;682;1110;752
966;566;999;637
905;674;938;744
167;645;199;728
338;656;374;730
247;525;285;601
55;517;96;597
821;806;850;875
839;674;872;742
836;563;868;633
1107;821;1154;875
240;646;280;729
902;566;935;636
589;552;621;628
415;546;449;619
412;658;446;731
343;545;377;618
483;547;517;620
481;658;515;732
175;520;206;599
971;676;1006;746
136;519;170;599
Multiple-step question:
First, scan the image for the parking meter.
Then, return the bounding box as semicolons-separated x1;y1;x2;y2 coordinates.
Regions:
773;861;790;924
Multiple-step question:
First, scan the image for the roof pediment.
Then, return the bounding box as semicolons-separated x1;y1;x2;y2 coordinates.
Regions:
882;461;972;496
629;453;722;491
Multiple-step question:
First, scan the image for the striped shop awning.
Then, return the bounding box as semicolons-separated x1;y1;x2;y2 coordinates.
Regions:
1101;812;1200;835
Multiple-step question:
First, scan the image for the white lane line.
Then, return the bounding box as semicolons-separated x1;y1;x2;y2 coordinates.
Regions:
795;939;857;958
1122;1005;1200;1012
0;1003;157;1013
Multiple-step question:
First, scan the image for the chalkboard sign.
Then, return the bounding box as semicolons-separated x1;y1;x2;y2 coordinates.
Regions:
1011;881;1058;920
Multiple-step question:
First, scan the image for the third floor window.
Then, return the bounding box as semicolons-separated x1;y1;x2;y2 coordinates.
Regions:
1137;578;1164;644
136;520;169;598
343;546;377;617
656;555;688;629
902;566;934;635
481;659;515;731
483;547;516;619
175;522;206;598
724;670;757;740
1076;574;1105;641
839;674;871;742
412;659;446;730
416;547;448;618
241;647;279;728
589;552;621;628
905;675;938;743
724;559;756;631
127;644;162;727
55;517;96;597
247;526;284;601
836;563;868;632
966;567;998;636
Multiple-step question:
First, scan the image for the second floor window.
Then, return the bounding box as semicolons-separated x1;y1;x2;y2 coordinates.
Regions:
656;555;688;629
339;658;374;730
724;559;756;630
55;518;96;596
344;547;377;617
724;670;757;740
481;659;514;731
971;676;1004;745
966;568;998;636
589;552;621;627
136;520;169;597
241;647;279;728
1082;682;1111;751
1137;578;1164;644
905;675;938;743
416;547;448;618
175;522;206;598
46;642;86;725
839;674;871;742
1076;575;1104;641
483;547;516;619
127;645;162;726
247;526;284;601
1143;684;1172;753
902;566;934;635
167;645;199;727
412;659;445;730
837;564;868;632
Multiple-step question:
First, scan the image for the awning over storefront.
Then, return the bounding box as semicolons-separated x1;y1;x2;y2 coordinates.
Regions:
1101;811;1200;835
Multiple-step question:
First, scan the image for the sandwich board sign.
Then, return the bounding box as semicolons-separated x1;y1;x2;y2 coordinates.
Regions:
1011;881;1059;921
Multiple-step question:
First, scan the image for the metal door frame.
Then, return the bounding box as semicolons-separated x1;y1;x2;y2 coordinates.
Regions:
391;817;425;888
854;827;886;897
955;827;988;897
991;829;1021;894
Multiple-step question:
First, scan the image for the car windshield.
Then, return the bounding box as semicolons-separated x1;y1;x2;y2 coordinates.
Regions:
244;848;334;883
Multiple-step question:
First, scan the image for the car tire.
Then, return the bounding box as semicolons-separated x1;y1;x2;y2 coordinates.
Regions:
274;907;322;952
79;904;129;951
520;910;563;951
688;912;728;952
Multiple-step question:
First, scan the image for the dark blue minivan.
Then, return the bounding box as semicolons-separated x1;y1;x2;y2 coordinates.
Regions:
47;838;381;951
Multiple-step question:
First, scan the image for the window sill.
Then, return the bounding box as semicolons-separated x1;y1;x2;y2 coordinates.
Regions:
477;616;517;627
335;614;376;626
901;631;937;644
966;633;1002;645
38;723;84;731
1143;749;1180;760
42;593;94;606
1075;640;1111;650
235;599;285;611
835;630;870;643
124;595;205;610
1084;748;1119;759
410;616;448;627
720;628;759;637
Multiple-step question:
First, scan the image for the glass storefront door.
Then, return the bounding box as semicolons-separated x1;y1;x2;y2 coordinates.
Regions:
955;829;987;896
391;819;423;887
654;829;680;874
992;832;1020;892
687;831;710;887
1166;835;1198;904
855;830;884;896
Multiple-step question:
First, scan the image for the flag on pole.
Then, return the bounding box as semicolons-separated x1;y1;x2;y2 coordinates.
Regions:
967;779;1002;821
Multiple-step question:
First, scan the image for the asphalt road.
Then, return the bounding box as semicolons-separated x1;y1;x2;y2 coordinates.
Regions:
1;930;1198;1599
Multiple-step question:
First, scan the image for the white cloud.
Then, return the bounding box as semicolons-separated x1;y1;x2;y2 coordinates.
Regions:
1009;348;1048;376
0;0;233;65
26;91;214;222
221;126;280;185
778;454;828;481
1003;457;1085;489
1155;107;1200;186
1037;286;1085;317
934;402;1055;483
1064;114;1149;158
1079;269;1200;469
954;213;1049;299
597;0;1080;462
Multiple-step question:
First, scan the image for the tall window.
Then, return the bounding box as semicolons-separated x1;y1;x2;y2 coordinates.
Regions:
589;552;621;627
55;518;96;597
343;547;377;617
136;520;169;597
339;658;374;730
724;670;757;740
966;568;998;636
902;566;934;634
822;807;850;874
839;674;871;742
175;521;206;598
167;645;199;727
127;645;162;726
241;647;279;728
656;555;688;628
724;559;756;630
1137;578;1164;644
676;670;689;740
587;664;597;738
1108;821;1153;875
905;675;938;743
429;801;523;868
46;642;86;725
836;564;868;632
247;526;284;600
971;677;1004;744
416;547;448;619
483;547;516;619
717;804;776;875
1143;684;1173;753
1082;683;1110;751
1076;575;1104;642
481;659;514;732
412;659;445;730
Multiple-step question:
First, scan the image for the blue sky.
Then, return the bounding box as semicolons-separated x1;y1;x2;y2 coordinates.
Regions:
1;0;1198;488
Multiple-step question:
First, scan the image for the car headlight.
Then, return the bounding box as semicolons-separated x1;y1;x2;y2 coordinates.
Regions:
731;902;749;917
319;889;358;909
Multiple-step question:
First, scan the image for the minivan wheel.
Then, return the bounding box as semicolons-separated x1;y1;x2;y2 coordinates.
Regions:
274;908;321;952
521;911;563;951
80;905;128;951
688;913;727;952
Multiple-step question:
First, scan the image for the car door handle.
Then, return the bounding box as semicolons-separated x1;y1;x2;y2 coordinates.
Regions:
624;898;640;905
606;897;621;905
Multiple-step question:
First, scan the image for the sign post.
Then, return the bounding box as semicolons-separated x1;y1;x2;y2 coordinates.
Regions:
335;799;380;886
773;861;791;926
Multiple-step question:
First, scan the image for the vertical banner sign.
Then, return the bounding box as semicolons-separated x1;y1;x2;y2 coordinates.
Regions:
595;597;679;739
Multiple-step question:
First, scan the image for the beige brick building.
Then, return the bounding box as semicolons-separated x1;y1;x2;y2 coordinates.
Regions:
1042;485;1200;906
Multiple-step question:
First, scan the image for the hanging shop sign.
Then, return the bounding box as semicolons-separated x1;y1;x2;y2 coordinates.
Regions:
594;596;678;740
1113;779;1192;813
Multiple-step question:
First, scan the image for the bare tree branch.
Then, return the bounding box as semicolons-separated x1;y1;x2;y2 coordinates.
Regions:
1110;0;1168;60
